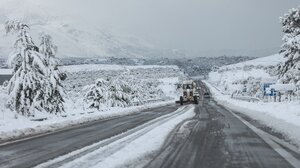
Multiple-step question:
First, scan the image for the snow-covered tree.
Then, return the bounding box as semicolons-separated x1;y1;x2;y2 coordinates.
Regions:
84;77;132;109
5;21;65;116
83;72;166;110
5;21;47;116
278;7;300;84
39;33;65;113
106;78;132;107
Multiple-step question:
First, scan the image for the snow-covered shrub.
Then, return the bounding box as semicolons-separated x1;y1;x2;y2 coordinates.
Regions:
106;77;132;107
83;75;165;110
84;77;132;109
84;79;108;110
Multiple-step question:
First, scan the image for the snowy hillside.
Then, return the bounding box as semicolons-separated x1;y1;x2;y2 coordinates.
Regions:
208;54;286;96
0;0;154;59
218;54;285;69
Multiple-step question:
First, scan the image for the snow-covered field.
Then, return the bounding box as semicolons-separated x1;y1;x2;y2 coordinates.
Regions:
0;64;185;141
206;54;300;147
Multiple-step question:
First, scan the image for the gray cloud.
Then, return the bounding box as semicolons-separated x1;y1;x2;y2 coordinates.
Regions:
2;0;300;54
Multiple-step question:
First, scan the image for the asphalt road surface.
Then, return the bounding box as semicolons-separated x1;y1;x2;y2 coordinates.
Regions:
0;104;180;168
0;75;11;85
145;81;299;168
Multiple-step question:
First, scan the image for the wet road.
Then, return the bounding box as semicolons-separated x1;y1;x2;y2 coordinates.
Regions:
1;80;299;168
146;81;299;168
0;104;180;168
0;75;11;85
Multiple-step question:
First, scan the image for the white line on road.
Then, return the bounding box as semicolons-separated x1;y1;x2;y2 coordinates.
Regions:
225;107;300;168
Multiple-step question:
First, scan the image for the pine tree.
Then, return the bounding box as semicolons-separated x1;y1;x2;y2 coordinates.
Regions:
39;33;65;113
84;77;133;109
279;7;300;84
5;21;47;116
5;21;65;116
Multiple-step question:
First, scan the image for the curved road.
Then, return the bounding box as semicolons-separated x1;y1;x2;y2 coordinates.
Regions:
145;81;299;168
0;104;180;168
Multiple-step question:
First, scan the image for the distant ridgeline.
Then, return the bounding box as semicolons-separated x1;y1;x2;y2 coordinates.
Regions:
0;56;255;76
58;56;256;76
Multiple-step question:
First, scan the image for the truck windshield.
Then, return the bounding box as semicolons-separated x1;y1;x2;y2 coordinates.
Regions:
183;84;193;89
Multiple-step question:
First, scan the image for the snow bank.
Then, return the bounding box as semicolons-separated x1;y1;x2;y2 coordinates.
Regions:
204;80;300;147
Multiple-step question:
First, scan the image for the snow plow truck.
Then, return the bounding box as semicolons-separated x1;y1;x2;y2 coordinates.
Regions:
176;80;199;105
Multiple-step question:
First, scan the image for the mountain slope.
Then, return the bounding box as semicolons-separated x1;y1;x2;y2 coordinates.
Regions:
0;0;154;59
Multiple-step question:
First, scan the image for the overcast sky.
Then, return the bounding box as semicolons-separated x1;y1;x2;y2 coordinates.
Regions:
2;0;300;52
63;0;300;51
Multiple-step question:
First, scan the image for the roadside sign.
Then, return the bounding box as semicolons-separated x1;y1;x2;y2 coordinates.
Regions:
263;83;275;96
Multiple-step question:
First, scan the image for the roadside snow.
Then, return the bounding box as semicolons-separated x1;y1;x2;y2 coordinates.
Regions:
158;77;179;100
204;80;300;147
36;106;195;168
0;64;184;142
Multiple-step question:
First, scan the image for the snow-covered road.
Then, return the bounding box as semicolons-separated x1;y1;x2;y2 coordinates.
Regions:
145;81;300;168
0;104;194;168
36;105;195;168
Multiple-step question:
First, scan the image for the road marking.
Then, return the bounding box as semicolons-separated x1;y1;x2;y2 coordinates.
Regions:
225;107;300;168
